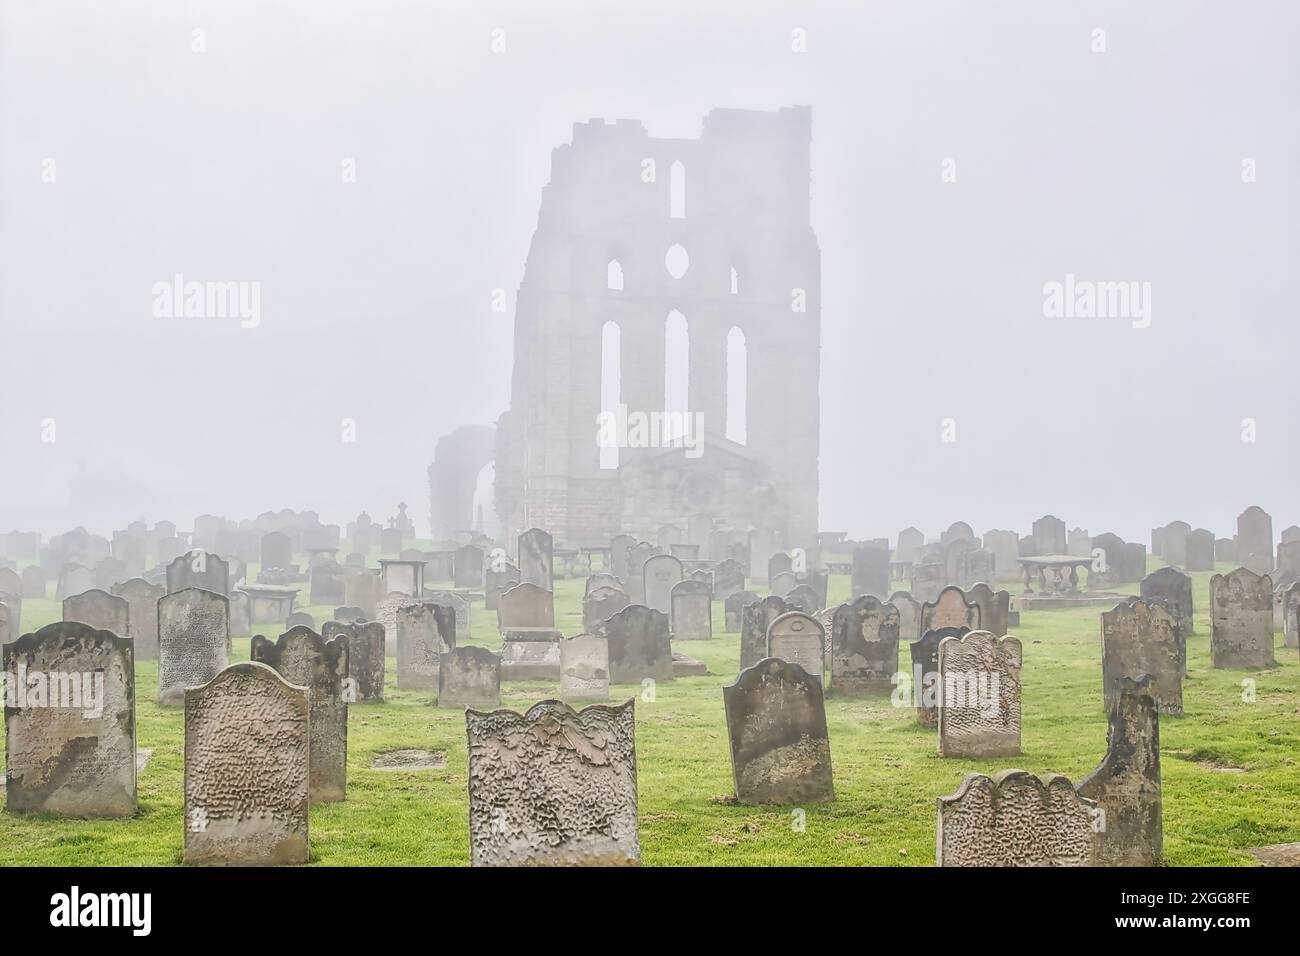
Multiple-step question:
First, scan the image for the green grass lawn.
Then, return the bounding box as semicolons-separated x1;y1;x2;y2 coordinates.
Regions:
1;560;1296;866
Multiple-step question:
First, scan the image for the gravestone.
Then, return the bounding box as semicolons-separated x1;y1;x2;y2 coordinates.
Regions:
227;589;251;638
1078;676;1162;866
670;578;712;641
112;578;165;661
888;591;922;643
724;590;758;632
438;645;501;709
1067;527;1091;558
424;589;470;641
944;538;978;588
965;583;1010;637
94;557;130;592
1282;581;1300;650
1236;506;1273;575
183;662;309;865
518;527;554;591
466;699;639;866
1185;529;1215;572
21;565;46;599
657;524;683;551
937;630;1022;757
251;627;349;803
309;561;347;606
784;583;819;614
2;622;136;816
260;531;294;572
1276;540;1300;582
767;551;793;585
584;584;630;634
1101;598;1183;715
62;589;129;636
166;551;230;596
560;633;610;702
767;610;825;678
936;771;1099;867
711;558;746;602
158;587;230;707
624;541;659;605
643;553;684;615
1209;568;1275;669
910;626;970;727
921;585;981;635
322;619;386;702
723;658;833;804
1031;515;1067;555
56;564;94;601
285;611;314;631
851;544;890;599
451;545;482;590
345;569;383;618
1215;538;1236;564
605;604;672;684
896;527;924;564
740;595;789;674
957;548;995;590
1161;521;1191;568
769;570;797;599
396;603;454;690
610;534;637;582
981;530;1020;582
0;602;8;644
1140;567;1194;643
829;595;899;695
909;562;946;604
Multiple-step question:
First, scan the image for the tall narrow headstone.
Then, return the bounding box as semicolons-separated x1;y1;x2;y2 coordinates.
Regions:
158;588;230;706
1101;598;1183;715
518;527;554;591
322;619;386;702
643;553;684;615
739;595;788;674
112;578;165;661
670;578;712;641
851;544;890;599
909;626;970;727
937;630;1022;757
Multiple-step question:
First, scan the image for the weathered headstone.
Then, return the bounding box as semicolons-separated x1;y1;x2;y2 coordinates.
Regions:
909;562;946;604
260;531;293;571
896;527;924;564
936;770;1099;866
909;626;970;726
1209;568;1275;668
829;595;899;695
605;604;672;684
560;633;610;702
643;553;684;615
166;551;230;596
158;587;230;706
1139;566;1194;643
453;544;485;589
396;602;454;690
740;595;788;674
767;610;826;678
1161;521;1191;568
1101;598;1183;715
111;578;165;661
723;658;833;804
769;570;797;599
1236;506;1274;575
466;699;639;865
921;585;981;635
309;560;347;606
724;590;758;632
711;558;746;601
1185;529;1215;572
518;527;554;591
322;619;386;702
285;611;314;631
424;588;470;641
438;645;501;709
584;584;630;634
1078;676;1162;866
183;662;309;865
1031;515;1068;555
62;588;129;636
1282;581;1300;650
485;559;521;611
251;627;349;803
3;622;136;816
670;578;712;641
55;564;95;602
20;565;46;600
227;589;251;638
937;630;1022;757
888;590;922;643
851;544;890;599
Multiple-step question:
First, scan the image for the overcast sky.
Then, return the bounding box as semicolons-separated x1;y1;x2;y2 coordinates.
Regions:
1;0;1295;545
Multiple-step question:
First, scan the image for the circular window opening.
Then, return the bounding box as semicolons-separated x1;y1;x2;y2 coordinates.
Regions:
665;244;689;279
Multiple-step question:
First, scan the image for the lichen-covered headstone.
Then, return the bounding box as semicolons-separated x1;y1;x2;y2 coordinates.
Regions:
158;587;230;707
396;602;452;690
605;604;672;684
936;770;1100;866
251;627;349;803
423;589;471;642
1210;567;1275;669
909;626;969;727
111;577;165;661
830;595;899;694
560;634;609;702
937;629;1022;757
724;658;833;804
438;645;501;709
3;622;136;816
1140;566;1194;642
1101;598;1182;714
739;595;788;674
322;619;386;702
183;662;309;865
670;578;712;640
966;583;1010;637
466;699;638;865
767;610;826;678
1079;676;1162;866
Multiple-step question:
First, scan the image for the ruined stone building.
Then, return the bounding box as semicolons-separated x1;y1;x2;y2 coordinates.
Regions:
430;107;820;552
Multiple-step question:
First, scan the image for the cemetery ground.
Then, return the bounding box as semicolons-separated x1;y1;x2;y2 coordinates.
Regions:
1;562;1296;867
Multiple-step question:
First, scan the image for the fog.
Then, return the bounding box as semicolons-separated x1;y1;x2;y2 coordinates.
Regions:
1;0;1295;543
